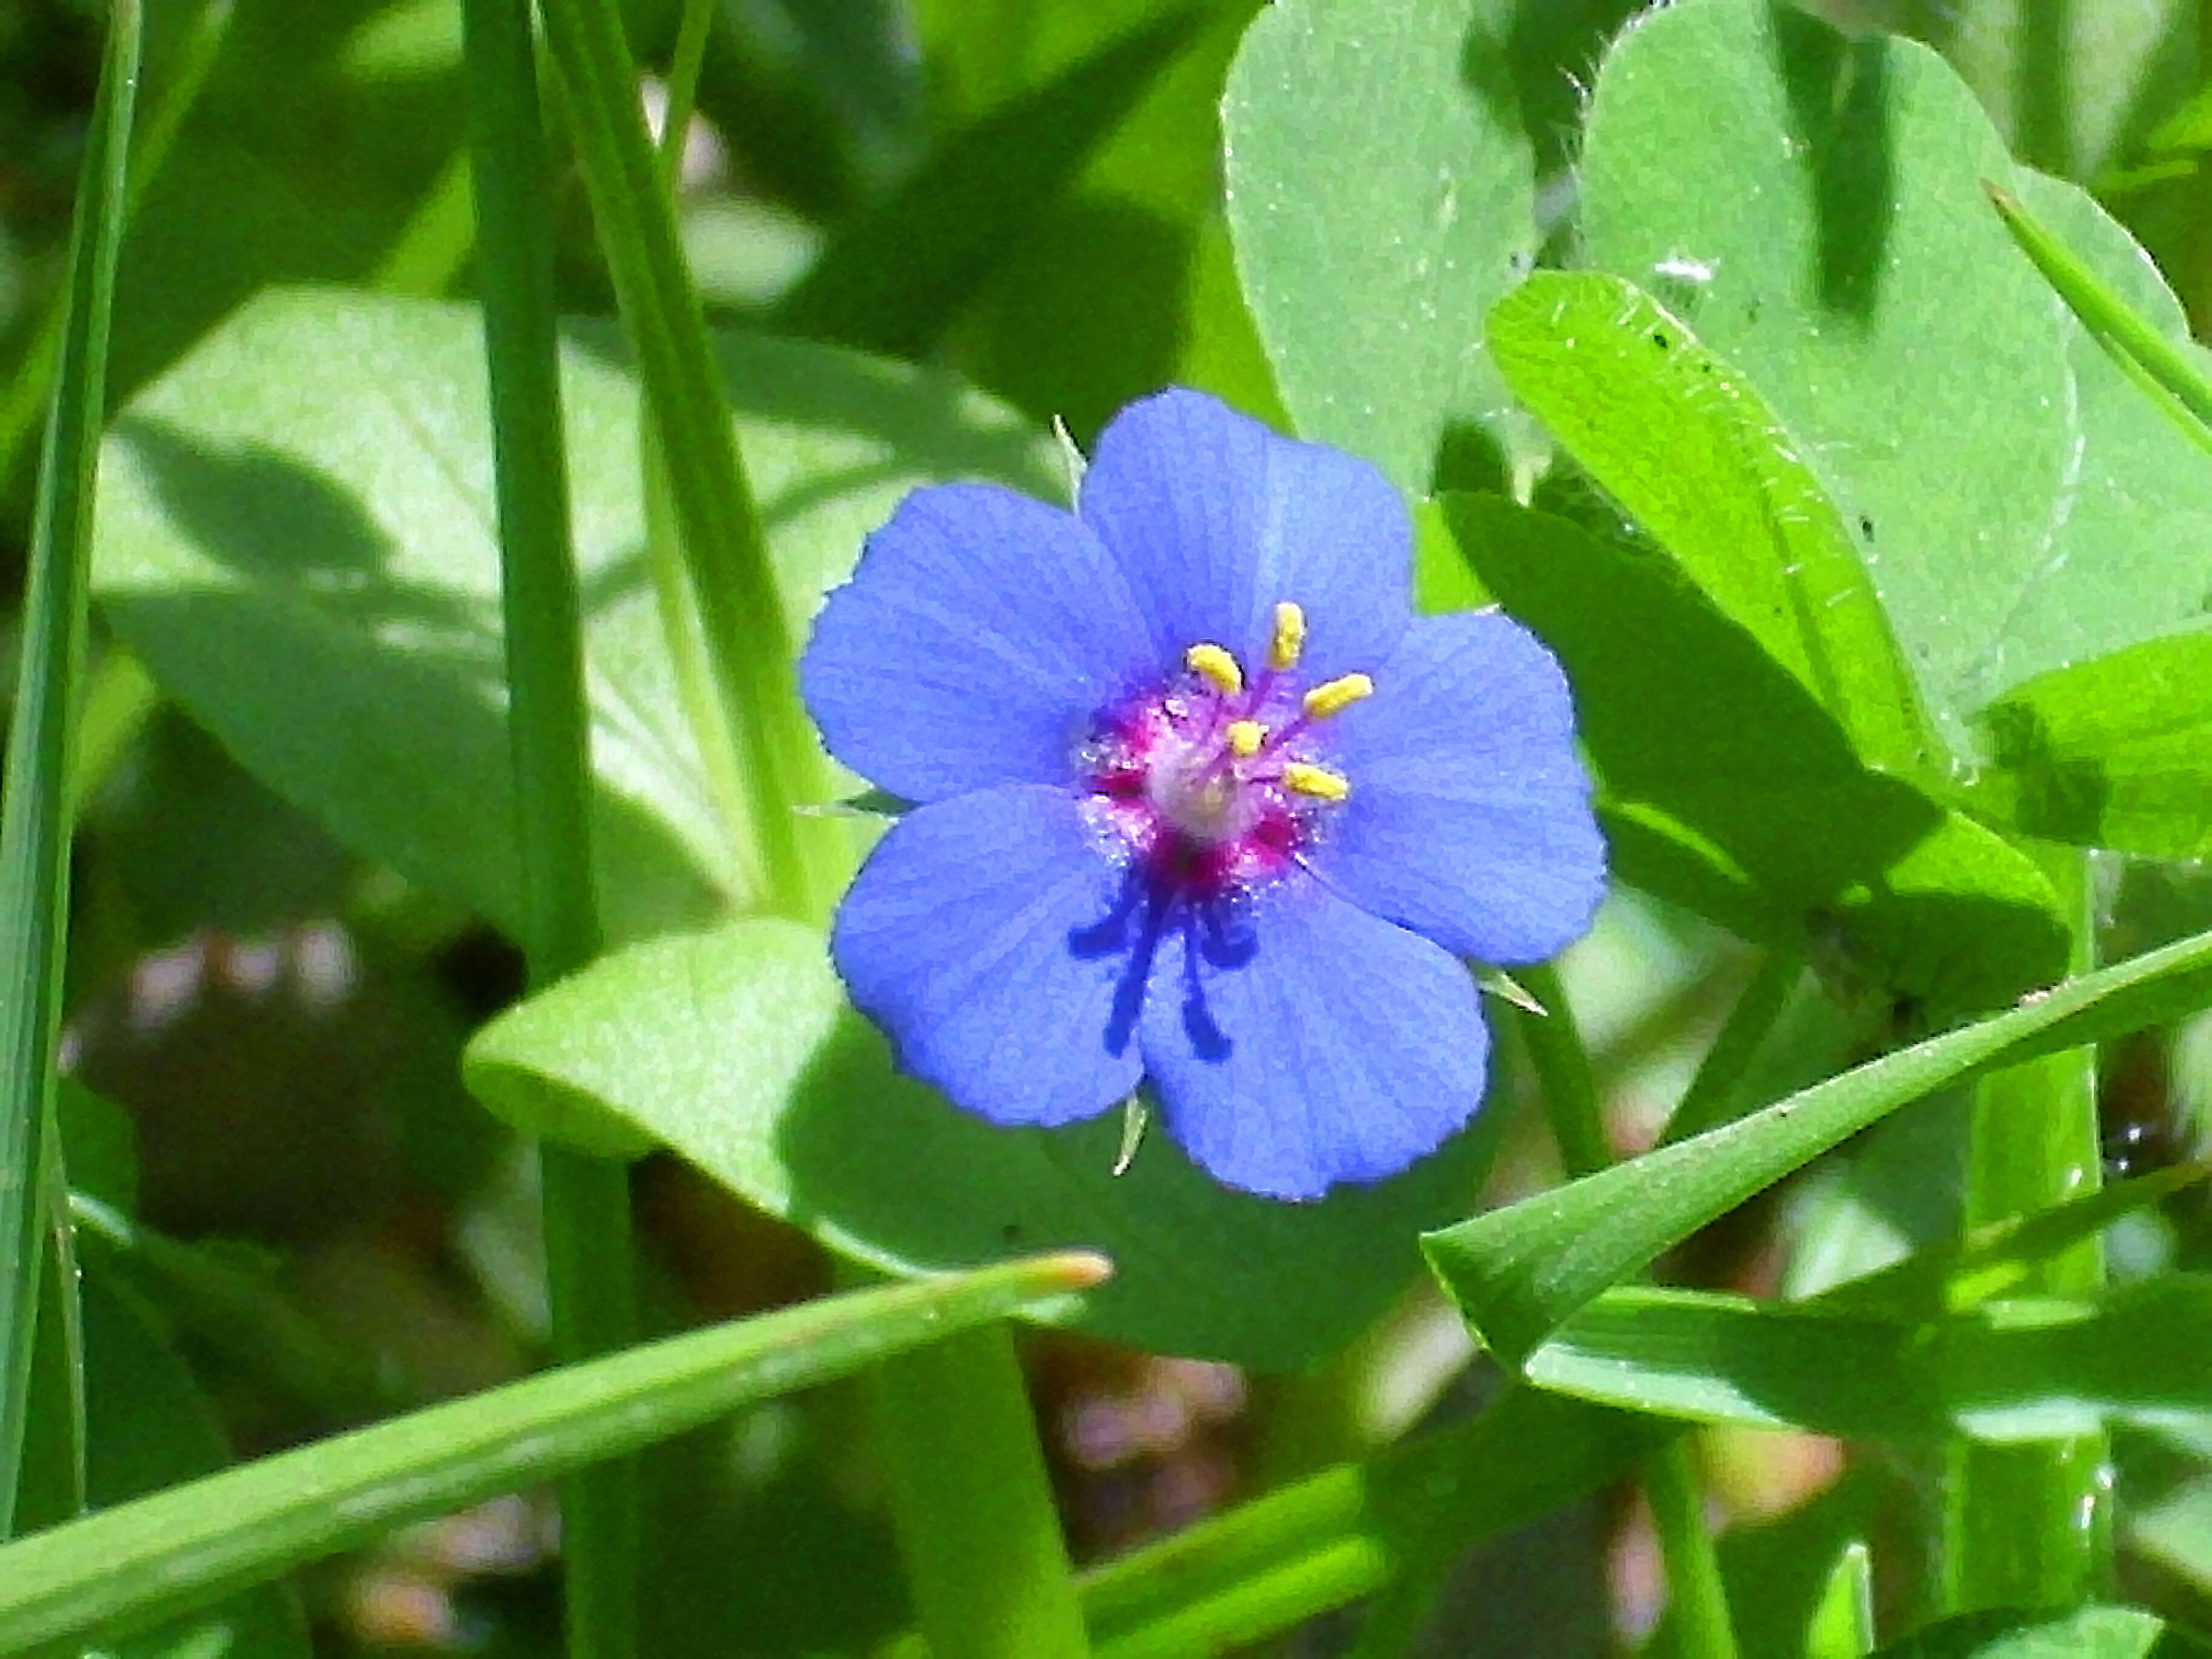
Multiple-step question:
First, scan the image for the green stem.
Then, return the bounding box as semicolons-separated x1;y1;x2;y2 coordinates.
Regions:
1513;962;1612;1180
2190;0;2212;339
537;0;839;922
536;1150;640;1659
1644;1439;1734;1657
1066;1386;1677;1656
1941;847;2105;1614
1659;954;1803;1148
865;1324;1091;1659
372;149;479;299
460;3;638;1656
659;0;714;192
1512;962;1739;1659
0;0;138;1540
2014;0;2073;179
545;2;1078;1648
638;421;755;883
1339;1567;1447;1659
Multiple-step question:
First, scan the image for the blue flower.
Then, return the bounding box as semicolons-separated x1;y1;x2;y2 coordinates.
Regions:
801;389;1605;1201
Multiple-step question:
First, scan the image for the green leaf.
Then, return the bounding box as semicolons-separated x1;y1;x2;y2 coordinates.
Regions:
1484;270;1931;778
774;5;1208;362
1438;492;2065;1019
104;1;471;401
465;916;1501;1369
1526;1287;1942;1440
1984;181;2212;460
1516;1276;2212;1444
1873;1603;2212;1658
1423;917;2212;1368
954;2;1278;440
92;289;1054;942
1820;1159;2212;1316
1082;1382;1675;1655
1223;0;1537;493
0;0;138;1544
1971;629;2212;862
1647;1468;1880;1659
1576;0;2212;748
0;1252;1102;1656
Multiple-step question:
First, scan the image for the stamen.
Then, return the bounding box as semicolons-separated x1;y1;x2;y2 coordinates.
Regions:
1185;642;1244;695
1302;672;1374;719
1225;719;1266;758
1269;602;1306;671
1281;761;1350;803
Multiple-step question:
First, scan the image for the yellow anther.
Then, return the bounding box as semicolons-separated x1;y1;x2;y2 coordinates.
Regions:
1269;602;1307;671
1226;719;1267;758
1185;642;1244;695
1302;672;1375;719
1281;761;1350;803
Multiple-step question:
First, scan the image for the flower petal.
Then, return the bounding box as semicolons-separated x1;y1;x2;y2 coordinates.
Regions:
831;784;1144;1127
1137;879;1489;1200
1078;389;1410;682
802;483;1160;802
1318;611;1606;964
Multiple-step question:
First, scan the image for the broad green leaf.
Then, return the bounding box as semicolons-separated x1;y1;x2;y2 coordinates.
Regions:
957;3;1277;440
1224;0;1537;493
1577;0;2212;747
1517;1277;2212;1443
774;5;1208;363
0;1252;1101;1656
92;289;1053;943
108;0;468;399
1439;492;2065;1019
1485;270;1931;777
1423;917;2212;1367
464;916;1501;1369
1874;1603;2211;1658
1971;629;2212;862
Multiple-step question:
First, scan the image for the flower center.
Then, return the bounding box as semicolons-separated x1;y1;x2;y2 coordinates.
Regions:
1081;601;1373;901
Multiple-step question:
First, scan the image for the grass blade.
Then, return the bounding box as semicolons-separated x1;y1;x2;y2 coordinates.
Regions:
0;0;141;1538
0;1252;1106;1654
460;1;641;1655
1426;919;2212;1369
537;0;838;922
1986;180;2212;456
